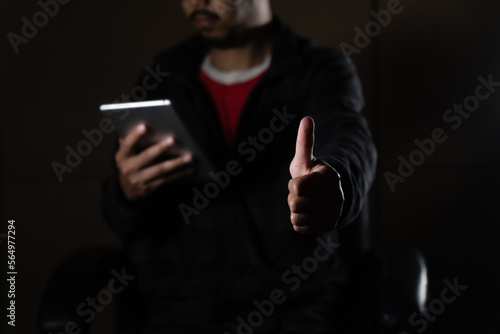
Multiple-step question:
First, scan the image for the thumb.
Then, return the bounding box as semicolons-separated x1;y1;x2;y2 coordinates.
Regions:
290;116;315;178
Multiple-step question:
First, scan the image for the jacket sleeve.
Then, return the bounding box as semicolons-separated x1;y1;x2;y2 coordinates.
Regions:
306;52;377;229
101;164;149;240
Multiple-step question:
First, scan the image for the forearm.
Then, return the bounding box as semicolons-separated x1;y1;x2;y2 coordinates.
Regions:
315;115;377;228
306;53;377;228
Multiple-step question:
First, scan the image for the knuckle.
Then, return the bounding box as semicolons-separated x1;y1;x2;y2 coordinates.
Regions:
122;166;133;177
155;144;165;155
129;176;140;187
144;149;158;162
160;162;171;174
121;140;131;151
288;197;296;211
291;179;301;194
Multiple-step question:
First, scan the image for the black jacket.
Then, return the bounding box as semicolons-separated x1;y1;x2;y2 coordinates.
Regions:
102;16;377;331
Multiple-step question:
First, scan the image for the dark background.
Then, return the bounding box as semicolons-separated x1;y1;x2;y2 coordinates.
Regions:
1;0;499;333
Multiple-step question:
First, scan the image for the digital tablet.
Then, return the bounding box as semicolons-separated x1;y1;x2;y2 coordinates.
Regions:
100;99;215;182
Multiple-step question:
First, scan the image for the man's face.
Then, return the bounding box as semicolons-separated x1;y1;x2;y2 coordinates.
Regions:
181;0;251;40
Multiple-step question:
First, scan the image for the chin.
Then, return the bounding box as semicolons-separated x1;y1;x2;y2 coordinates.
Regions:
199;27;226;38
199;28;238;49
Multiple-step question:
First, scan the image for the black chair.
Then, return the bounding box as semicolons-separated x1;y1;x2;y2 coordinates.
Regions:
38;207;428;334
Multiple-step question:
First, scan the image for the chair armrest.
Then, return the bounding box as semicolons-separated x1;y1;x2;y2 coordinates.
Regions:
372;245;428;329
37;247;126;334
341;244;428;333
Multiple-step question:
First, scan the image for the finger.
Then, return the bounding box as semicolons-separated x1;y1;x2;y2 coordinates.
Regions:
137;153;193;182
288;172;336;197
290;212;330;227
292;225;329;235
117;123;147;159
287;193;332;214
146;166;195;190
290;116;315;178
132;136;176;169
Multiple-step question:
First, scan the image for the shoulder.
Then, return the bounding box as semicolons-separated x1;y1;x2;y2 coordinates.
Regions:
290;35;363;111
275;21;356;80
303;43;356;76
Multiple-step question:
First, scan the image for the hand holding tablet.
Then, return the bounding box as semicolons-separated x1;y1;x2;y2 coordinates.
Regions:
100;100;215;201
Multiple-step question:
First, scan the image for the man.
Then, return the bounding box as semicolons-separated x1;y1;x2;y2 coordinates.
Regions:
102;0;377;333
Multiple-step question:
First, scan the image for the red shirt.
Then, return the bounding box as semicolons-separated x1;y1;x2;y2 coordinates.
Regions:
198;68;267;149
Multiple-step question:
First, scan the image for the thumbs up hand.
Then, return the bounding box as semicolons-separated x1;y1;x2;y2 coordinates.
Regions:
288;117;344;234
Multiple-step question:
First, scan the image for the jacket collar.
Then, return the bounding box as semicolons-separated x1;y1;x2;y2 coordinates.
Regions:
167;15;307;82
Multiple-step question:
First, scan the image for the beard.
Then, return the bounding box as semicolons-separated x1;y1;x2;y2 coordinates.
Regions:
200;29;241;49
189;9;240;49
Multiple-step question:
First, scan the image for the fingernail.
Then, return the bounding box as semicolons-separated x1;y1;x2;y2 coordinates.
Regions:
162;137;174;146
137;124;146;134
183;154;192;162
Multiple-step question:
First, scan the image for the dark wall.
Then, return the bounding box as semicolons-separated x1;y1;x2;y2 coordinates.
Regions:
371;1;500;332
1;0;499;333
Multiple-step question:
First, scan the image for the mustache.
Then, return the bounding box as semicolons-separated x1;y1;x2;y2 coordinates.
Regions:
189;9;222;22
